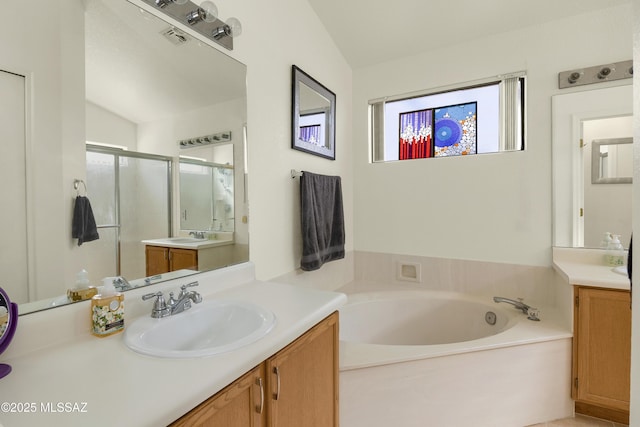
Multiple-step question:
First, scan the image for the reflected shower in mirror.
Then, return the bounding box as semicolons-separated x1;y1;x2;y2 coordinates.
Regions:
179;143;235;232
1;0;248;315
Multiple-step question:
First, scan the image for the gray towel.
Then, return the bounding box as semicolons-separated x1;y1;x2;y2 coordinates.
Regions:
300;171;345;271
72;196;100;246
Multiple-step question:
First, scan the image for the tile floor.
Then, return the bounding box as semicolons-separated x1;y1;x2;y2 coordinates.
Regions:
528;414;628;427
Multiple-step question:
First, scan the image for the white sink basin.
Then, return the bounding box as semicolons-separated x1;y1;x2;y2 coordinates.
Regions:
167;237;207;244
124;300;276;358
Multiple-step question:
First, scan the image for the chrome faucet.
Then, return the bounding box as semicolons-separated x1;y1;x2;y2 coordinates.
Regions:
189;231;206;239
142;281;202;318
493;296;540;321
112;276;132;291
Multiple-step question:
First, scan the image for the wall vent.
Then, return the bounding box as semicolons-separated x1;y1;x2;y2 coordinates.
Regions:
160;26;190;46
396;261;421;283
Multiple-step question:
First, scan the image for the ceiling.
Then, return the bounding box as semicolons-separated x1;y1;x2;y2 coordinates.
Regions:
306;0;632;68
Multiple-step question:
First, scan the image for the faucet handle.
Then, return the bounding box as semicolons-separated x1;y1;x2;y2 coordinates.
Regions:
142;291;163;301
178;281;199;296
168;292;178;307
142;292;169;318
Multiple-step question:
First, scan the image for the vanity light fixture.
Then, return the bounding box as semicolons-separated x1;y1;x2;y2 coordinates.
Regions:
155;0;188;8
186;1;218;25
212;17;242;39
558;60;632;89
142;0;241;50
178;131;232;149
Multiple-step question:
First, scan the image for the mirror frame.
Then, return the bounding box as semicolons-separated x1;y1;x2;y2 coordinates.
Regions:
591;137;633;184
291;65;336;160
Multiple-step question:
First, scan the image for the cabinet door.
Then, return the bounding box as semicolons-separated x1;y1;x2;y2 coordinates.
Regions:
574;287;631;415
170;248;198;271
170;364;266;427
266;312;339;427
145;246;169;276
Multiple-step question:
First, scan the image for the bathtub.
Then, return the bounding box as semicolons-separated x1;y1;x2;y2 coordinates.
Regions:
339;290;573;427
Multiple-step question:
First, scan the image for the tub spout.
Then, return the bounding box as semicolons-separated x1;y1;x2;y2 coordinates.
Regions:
493;297;540;321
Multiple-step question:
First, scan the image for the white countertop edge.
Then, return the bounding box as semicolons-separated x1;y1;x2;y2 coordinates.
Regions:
552;247;630;290
141;238;234;249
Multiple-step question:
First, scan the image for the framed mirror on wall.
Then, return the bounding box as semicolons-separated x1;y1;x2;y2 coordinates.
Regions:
291;65;337;160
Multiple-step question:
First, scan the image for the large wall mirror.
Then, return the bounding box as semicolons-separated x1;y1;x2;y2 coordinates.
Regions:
552;85;632;249
0;0;248;315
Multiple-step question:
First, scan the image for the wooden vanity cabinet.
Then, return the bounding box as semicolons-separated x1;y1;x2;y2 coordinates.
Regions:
145;246;197;276
266;311;339;427
572;286;631;424
170;312;339;427
170;364;266;427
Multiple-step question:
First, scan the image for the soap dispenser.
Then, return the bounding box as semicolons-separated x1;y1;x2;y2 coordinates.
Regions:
91;278;125;337
67;269;97;302
605;234;625;267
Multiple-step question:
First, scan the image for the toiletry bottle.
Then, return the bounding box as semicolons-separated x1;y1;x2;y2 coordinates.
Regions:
67;269;97;302
91;278;125;337
606;234;625;267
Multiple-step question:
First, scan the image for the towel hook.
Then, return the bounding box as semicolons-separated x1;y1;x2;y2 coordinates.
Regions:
74;179;87;197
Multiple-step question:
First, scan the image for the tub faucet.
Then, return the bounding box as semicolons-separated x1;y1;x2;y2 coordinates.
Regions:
493;296;540;321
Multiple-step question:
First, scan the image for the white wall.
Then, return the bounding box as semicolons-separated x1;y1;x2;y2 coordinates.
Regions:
352;5;632;268
1;0;86;300
191;0;354;280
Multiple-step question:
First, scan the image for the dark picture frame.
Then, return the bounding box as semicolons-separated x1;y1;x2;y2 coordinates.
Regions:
291;65;336;160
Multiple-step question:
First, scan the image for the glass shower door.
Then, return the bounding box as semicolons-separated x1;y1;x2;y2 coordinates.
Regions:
85;148;171;284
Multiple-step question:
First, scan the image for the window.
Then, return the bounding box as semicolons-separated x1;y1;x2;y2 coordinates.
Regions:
370;74;525;162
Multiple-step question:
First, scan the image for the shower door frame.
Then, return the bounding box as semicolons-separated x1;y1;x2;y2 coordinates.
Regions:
86;145;173;276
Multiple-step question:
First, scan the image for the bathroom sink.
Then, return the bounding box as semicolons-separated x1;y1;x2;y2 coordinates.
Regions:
166;237;207;244
124;300;276;358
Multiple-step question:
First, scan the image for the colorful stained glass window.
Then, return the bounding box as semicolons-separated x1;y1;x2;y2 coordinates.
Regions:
434;102;477;157
399;109;433;160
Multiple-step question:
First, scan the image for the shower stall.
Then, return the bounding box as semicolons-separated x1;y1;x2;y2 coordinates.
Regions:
83;146;172;284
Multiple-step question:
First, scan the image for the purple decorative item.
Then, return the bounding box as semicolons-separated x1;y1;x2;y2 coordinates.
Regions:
0;287;18;379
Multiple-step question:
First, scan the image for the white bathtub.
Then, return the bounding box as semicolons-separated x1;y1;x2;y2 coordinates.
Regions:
339;290;574;427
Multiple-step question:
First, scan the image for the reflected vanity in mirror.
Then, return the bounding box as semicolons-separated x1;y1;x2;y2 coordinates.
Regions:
552;85;632;249
1;0;249;315
291;65;337;160
591;138;633;184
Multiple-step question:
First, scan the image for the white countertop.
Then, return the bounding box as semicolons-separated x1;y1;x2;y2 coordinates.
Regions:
552;247;631;290
142;237;233;250
0;263;346;427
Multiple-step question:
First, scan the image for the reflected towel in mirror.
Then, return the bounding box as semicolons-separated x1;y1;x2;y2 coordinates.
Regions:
72;196;99;246
300;171;345;271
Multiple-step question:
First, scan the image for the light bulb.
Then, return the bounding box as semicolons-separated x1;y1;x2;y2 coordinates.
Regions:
201;1;218;22
226;17;242;37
